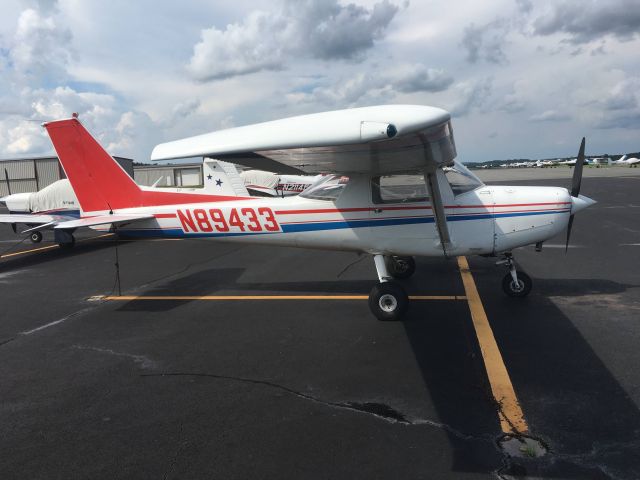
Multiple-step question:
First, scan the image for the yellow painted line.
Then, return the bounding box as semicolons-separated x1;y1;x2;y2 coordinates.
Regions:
103;294;466;301
106;295;367;301
457;256;528;434
0;233;115;259
0;243;58;258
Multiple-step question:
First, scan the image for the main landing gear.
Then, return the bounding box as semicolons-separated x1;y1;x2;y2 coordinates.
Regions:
368;254;415;321
54;229;75;250
497;252;532;298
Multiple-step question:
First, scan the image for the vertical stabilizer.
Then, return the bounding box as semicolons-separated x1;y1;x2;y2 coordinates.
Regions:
44;118;141;213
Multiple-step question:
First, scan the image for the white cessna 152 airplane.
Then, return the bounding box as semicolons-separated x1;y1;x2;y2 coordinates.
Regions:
16;105;596;320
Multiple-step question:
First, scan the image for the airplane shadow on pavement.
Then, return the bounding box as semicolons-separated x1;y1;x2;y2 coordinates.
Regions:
113;255;640;478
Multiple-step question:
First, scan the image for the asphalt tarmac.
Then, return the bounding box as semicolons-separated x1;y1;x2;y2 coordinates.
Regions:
0;171;638;479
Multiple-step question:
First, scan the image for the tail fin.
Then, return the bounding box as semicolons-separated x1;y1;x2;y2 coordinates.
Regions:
44;118;253;213
44;118;141;212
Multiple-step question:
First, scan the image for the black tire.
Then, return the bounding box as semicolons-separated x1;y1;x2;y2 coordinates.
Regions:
58;235;75;250
385;255;416;279
30;231;43;243
502;271;532;297
368;281;409;321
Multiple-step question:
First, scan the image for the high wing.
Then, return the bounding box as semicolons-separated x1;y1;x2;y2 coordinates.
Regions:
151;104;458;255
151;105;456;175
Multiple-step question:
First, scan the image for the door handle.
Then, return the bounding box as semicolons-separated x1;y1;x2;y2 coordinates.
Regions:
373;208;383;213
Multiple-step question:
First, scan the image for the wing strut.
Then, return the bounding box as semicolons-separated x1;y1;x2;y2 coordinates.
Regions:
424;170;451;257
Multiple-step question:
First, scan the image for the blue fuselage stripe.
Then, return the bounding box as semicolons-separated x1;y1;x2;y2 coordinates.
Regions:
115;209;568;238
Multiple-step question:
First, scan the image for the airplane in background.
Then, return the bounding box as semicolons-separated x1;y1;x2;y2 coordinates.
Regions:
239;169;320;197
0;157;248;244
1;105;596;320
611;154;640;166
533;160;553;168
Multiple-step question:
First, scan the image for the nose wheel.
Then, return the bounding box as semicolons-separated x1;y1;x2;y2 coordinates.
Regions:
498;253;532;297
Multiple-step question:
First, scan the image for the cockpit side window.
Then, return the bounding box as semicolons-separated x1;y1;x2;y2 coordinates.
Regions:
372;175;430;204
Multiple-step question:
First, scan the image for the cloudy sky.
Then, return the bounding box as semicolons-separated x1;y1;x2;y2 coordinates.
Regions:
0;0;638;163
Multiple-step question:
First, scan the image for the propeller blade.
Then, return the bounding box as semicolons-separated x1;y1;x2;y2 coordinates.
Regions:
4;168;11;196
571;137;585;197
565;214;575;253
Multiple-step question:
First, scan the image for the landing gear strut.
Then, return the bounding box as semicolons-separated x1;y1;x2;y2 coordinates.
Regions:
497;252;532;297
368;254;409;321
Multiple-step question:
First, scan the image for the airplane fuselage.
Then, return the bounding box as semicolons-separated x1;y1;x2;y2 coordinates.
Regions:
105;171;573;257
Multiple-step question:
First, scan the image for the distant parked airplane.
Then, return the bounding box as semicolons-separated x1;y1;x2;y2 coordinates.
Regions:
611;154;640;166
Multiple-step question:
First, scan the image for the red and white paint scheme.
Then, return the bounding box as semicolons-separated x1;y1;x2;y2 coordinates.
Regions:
16;105;598;319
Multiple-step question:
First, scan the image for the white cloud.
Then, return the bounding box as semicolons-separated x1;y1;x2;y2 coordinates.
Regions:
448;78;494;117
10;8;73;80
529;110;571;122
0;0;639;164
285;63;454;106
187;0;400;81
532;0;640;44
461;19;510;64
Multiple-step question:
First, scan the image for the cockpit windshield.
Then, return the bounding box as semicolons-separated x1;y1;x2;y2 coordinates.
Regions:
443;161;484;196
299;175;349;201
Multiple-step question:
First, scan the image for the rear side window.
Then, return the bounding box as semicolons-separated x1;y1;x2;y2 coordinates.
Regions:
372;175;429;204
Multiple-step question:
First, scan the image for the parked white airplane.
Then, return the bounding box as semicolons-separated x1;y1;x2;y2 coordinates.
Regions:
0;105;596;320
0;158;248;244
611;154;640;166
239;169;320;197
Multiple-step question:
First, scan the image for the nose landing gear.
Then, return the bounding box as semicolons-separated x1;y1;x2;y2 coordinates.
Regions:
497;252;532;297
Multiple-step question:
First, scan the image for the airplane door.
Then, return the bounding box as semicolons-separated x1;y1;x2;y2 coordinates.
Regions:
440;168;495;255
369;174;441;255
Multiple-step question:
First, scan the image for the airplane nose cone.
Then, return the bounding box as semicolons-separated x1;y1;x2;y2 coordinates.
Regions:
571;194;596;214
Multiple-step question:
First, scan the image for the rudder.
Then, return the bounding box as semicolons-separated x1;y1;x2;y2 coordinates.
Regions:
44;118;141;213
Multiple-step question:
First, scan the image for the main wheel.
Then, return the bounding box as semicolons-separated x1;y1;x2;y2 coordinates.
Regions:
368;281;409;321
385;255;416;279
30;231;43;243
58;235;75;250
502;271;532;297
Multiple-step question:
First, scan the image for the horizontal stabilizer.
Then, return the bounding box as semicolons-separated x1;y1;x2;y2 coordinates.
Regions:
0;214;56;225
53;213;154;230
